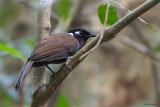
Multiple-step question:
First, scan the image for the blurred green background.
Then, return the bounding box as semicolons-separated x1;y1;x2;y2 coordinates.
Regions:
0;0;160;107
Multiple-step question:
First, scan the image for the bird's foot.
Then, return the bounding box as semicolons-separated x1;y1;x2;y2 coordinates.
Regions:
50;72;56;79
66;57;73;70
43;62;56;75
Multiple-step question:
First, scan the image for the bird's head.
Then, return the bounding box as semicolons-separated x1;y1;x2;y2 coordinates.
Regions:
68;27;96;40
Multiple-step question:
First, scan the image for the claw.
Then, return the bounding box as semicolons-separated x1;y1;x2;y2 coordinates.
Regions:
50;73;56;80
66;57;73;70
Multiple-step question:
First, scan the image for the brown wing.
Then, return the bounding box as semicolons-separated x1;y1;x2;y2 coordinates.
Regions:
30;33;78;62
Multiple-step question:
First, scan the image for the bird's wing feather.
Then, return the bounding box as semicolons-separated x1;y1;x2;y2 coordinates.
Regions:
30;34;78;62
15;60;34;90
36;49;69;62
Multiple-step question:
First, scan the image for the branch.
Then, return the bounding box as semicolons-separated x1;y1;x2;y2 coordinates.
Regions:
151;61;160;106
30;0;52;107
31;0;160;106
119;36;160;62
130;22;160;106
130;22;152;48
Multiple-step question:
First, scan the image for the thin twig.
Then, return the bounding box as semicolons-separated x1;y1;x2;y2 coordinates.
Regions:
79;0;110;60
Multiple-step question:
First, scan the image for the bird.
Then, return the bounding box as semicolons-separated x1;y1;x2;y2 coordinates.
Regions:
15;27;96;90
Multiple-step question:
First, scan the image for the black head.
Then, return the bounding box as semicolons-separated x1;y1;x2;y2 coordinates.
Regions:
68;27;96;39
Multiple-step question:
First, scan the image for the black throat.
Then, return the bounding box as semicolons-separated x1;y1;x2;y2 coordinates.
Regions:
75;37;88;49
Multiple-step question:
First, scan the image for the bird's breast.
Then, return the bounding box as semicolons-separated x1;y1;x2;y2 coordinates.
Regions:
68;42;80;56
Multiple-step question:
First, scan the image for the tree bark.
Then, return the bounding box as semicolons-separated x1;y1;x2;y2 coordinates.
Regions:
31;0;160;106
30;0;52;107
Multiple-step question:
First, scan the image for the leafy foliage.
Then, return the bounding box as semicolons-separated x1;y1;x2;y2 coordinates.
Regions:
138;18;156;32
57;0;72;20
0;0;20;28
56;93;70;107
0;43;26;62
110;1;156;32
154;44;160;52
98;4;118;26
0;92;15;107
23;39;35;49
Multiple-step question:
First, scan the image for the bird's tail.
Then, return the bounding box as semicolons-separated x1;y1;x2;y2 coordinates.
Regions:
15;60;34;90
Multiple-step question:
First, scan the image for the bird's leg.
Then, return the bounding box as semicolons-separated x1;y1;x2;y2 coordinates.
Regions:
43;62;56;77
66;57;73;70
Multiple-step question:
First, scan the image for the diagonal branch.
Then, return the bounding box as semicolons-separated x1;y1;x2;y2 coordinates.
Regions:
31;0;160;106
119;36;160;62
130;22;160;106
120;36;160;106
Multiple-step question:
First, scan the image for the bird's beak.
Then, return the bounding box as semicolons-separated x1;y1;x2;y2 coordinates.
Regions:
89;33;96;37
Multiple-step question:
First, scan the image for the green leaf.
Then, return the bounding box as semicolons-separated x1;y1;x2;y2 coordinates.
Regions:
98;4;118;26
138;18;156;32
56;93;70;107
108;5;119;26
0;0;20;28
110;1;130;12
23;39;35;49
154;44;160;52
0;43;26;62
0;93;15;107
110;1;156;32
57;0;72;20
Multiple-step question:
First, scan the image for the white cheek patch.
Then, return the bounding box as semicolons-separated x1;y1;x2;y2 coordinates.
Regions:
75;31;80;35
68;33;74;37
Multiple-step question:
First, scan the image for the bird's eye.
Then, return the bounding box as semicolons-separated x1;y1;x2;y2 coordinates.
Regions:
75;31;80;35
